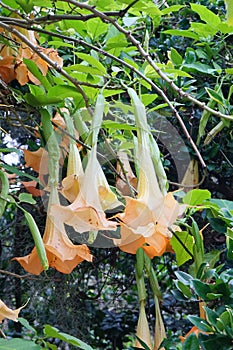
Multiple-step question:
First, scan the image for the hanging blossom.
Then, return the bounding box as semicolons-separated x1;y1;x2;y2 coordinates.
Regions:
115;151;137;196
51;145;120;234
114;90;185;258
13;186;93;275
51;94;121;235
0;299;26;323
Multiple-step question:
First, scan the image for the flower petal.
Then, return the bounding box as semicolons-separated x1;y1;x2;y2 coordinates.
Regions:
0;300;26;323
114;224;145;254
24;148;49;174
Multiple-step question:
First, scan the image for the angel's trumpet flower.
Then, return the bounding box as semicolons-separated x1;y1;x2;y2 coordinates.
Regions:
135;301;152;349
51;146;118;234
13;186;92;275
0;299;26;323
114;89;185;257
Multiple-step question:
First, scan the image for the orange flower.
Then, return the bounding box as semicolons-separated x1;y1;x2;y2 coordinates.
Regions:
0;56;16;83
0;26;63;85
116;151;137;196
51;146;118;234
114;146;183;258
24;148;49;175
0;299;26;323
21;180;44;197
61;135;84;203
13;187;93;275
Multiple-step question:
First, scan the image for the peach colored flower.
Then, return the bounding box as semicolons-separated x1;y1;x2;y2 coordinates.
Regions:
13;187;92;275
0;299;26;323
51;146;119;234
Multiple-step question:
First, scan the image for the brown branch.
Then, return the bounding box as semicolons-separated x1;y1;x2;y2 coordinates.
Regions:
0;0;139;26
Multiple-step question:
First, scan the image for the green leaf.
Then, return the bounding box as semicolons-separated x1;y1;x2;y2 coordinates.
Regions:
225;0;233;26
0;164;41;183
23;59;51;90
170;48;183;65
208;199;233;211
163;29;199;40
183;63;217;74
226;233;233;260
15;0;34;13
192;280;212;299
47;85;82;100
205;88;224;105
182;333;199;350
161;5;184;15
205;292;223;300
187;316;214;332
183;189;211;205
141;94;158;106
0;338;42;350
175;280;192;298
86;18;108;40
18;193;37;204
44;325;94;350
24;93;63;106
76;53;107;74
18;317;37;334
47;40;75;49
175;271;194;285
204;250;221;269
170;231;194;266
102;120;137;131
65;64;105;77
0;148;21;154
203;307;219;327
190;3;221;27
199;334;233;350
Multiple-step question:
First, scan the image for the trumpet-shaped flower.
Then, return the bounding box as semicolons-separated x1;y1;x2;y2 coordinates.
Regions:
61;141;84;203
51;146;119;234
13;187;92;275
0;299;26;323
24;148;49;175
135;301;152;349
114;145;183;257
116;151;137;196
114;90;185;257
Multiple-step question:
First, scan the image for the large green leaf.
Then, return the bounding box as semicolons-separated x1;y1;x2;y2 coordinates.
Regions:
76;53;107;74
182;333;199;350
208;199;233;212
190;3;221;27
170;231;194;266
23;59;51;90
225;0;233;25
163;29;199;39
183;189;211;205
44;325;94;350
24;93;63;106
0;339;42;350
